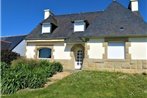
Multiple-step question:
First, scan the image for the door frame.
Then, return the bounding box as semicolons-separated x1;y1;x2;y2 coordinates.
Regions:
71;44;85;70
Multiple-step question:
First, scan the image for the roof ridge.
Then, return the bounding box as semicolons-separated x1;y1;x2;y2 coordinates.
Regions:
105;1;125;10
55;11;103;17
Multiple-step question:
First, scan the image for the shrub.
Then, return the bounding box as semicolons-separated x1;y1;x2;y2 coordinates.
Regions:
11;58;39;70
39;60;51;67
1;58;63;94
27;71;47;88
1;62;11;78
1;68;32;94
142;72;147;75
51;62;63;72
1;70;18;94
1;50;20;64
1;62;10;71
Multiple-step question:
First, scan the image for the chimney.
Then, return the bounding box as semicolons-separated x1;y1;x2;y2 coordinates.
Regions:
130;0;138;12
44;9;53;19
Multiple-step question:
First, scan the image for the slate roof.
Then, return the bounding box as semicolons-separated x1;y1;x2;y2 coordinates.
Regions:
26;11;100;40
1;40;11;50
84;2;147;37
26;1;147;41
42;15;57;26
1;35;26;50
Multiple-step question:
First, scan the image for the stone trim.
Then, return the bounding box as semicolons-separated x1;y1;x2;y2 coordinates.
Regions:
103;37;129;61
84;43;90;58
26;39;64;42
35;45;54;61
70;44;85;69
25;41;27;58
103;42;108;60
125;42;131;61
34;47;37;59
104;37;128;42
83;43;90;68
28;42;53;46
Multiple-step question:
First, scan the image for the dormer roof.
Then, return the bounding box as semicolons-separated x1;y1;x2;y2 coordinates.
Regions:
43;15;57;26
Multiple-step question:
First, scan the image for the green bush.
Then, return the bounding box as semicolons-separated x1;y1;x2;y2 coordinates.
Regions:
1;70;17;94
1;62;10;71
53;62;63;72
1;50;20;64
1;62;11;78
50;62;63;73
1;58;63;94
2;69;23;94
11;58;39;70
27;71;47;88
39;60;51;67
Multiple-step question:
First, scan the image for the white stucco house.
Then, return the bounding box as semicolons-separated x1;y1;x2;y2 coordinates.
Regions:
25;0;147;73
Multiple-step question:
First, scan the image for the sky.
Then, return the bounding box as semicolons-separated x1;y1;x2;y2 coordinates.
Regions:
1;0;147;36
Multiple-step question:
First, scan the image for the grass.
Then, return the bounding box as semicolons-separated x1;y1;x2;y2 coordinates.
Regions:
2;71;147;98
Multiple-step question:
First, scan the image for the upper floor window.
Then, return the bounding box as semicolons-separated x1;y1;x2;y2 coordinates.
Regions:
74;20;85;32
42;23;51;33
38;48;52;58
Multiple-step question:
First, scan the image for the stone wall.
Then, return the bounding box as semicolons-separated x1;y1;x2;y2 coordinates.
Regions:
83;38;147;73
83;59;147;73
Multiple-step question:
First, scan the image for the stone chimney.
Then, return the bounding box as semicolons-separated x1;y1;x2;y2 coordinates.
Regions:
130;0;138;12
44;9;53;19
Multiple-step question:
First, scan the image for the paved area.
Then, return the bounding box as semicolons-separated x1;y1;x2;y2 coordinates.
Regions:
44;71;72;88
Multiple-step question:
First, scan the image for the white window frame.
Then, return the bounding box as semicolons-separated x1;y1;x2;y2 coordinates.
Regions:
107;42;125;59
74;20;85;32
42;23;51;33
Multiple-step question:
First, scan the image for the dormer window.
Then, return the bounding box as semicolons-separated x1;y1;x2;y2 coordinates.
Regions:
42;23;51;33
74;20;86;32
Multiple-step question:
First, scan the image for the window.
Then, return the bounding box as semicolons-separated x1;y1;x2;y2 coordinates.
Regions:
108;42;125;59
74;20;85;32
39;48;51;58
42;23;51;33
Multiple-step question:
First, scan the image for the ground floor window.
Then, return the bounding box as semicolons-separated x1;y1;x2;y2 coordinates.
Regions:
108;42;125;59
39;48;51;58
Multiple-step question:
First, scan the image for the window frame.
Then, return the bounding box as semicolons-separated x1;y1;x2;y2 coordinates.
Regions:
42;23;51;33
38;48;52;59
73;20;85;32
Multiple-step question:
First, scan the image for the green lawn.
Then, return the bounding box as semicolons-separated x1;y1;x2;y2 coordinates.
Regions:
2;71;147;98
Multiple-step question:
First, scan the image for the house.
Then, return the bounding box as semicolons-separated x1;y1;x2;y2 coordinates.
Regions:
25;0;147;73
1;35;26;56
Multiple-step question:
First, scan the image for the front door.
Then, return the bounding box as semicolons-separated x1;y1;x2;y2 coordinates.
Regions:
75;49;83;69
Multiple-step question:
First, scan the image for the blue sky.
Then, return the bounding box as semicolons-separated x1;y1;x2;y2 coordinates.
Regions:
1;0;147;36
